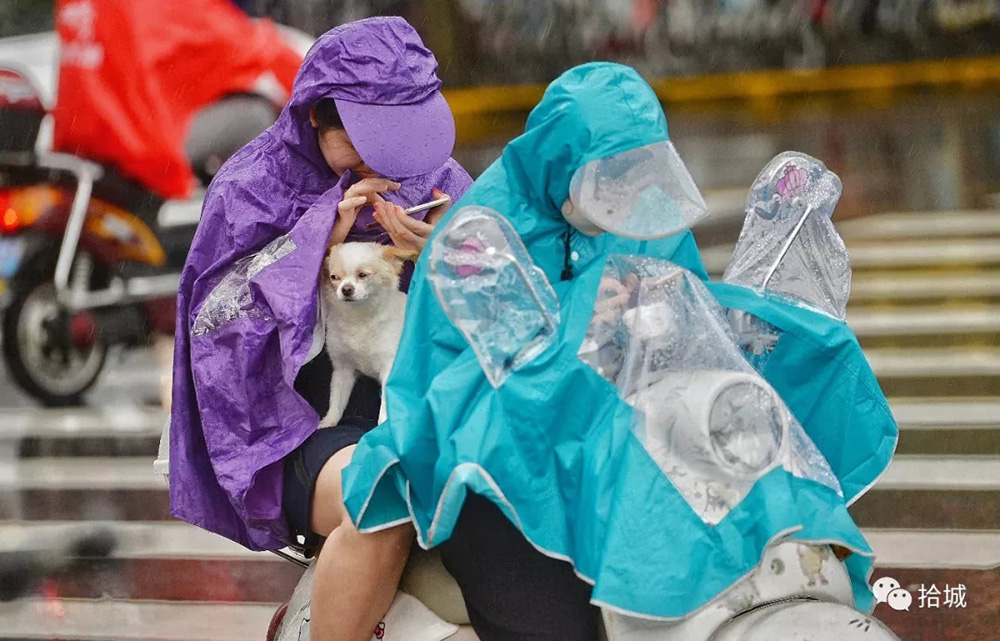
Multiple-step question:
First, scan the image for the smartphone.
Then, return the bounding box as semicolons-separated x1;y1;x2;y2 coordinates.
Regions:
404;195;451;215
366;195;451;230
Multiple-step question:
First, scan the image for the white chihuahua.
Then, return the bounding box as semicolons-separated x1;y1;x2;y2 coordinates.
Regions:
318;242;416;428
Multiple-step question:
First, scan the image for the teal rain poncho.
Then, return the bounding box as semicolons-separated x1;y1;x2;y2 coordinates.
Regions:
343;64;878;620
713;151;897;506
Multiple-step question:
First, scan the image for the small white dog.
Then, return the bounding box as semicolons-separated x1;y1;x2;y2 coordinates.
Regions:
318;242;416;428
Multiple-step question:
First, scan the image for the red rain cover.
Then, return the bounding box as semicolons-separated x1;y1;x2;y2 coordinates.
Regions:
52;0;302;198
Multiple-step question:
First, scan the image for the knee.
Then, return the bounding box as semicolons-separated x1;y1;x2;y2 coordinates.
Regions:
326;520;414;567
309;447;356;536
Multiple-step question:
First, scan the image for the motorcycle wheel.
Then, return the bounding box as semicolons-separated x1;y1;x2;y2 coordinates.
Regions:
2;265;107;406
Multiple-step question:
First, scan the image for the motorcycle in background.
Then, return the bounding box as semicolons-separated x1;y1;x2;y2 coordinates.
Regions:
0;67;282;405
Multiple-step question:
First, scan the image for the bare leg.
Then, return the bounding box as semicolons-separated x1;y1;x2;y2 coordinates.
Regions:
153;332;174;412
310;445;413;641
320;367;358;428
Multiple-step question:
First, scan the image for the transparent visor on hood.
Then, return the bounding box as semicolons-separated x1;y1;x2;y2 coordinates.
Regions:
566;140;709;239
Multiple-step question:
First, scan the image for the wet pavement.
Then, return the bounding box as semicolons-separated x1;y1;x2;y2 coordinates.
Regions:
2;88;1000;639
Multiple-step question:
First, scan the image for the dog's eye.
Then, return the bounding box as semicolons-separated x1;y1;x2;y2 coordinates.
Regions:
330;274;341;282
358;271;370;279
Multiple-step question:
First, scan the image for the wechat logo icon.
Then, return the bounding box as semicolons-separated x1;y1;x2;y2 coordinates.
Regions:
873;577;912;612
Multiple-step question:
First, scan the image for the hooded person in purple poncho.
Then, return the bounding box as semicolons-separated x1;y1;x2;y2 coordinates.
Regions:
168;17;472;640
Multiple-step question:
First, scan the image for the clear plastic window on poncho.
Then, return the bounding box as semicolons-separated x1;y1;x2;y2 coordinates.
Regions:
578;255;841;525
727;310;782;374
567;140;710;239
428;206;561;388
191;235;296;336
723;152;851;321
723;152;851;371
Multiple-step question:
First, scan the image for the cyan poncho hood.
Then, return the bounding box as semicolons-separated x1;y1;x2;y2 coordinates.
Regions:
168;17;471;550
342;63;876;620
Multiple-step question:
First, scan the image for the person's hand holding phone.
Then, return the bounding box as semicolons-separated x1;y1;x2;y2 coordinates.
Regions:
374;188;452;252
329;177;401;245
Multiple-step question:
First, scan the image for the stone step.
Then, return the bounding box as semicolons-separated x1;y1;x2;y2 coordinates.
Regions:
7;397;1000;467
849;304;1000;349
851;489;999;530
5;557;301;603
850;455;1000;530
850;270;1000;304
2;488;171;521
869;566;996;641
863;347;1000;397
0;599;281;641
1;406;165;458
837;210;1000;241
0;521;269;560
876;455;1000;492
6;456;166;491
891;398;1000;427
1;521;995;603
0;407;165;439
703;237;1000;275
0;525;993;640
0;568;991;641
891;398;1000;455
848;305;1000;337
7;521;989;570
6;453;1000;530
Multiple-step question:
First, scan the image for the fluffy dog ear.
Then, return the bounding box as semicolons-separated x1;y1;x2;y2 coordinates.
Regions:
383;247;420;273
320;245;336;281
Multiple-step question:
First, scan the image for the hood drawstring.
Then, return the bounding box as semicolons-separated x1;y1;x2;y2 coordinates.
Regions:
561;226;575;281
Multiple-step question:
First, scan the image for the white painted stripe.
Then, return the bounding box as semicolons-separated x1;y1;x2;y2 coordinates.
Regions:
847;306;1000;336
2;396;993;449
851;271;1000;301
0;521;276;560
865;528;1000;570
889;398;1000;429
6;457;165;490
838;210;1000;240
98;367;164;389
864;347;1000;378
702;238;1000;273
848;239;1000;268
6;443;1000;496
0;598;279;641
0;408;166;439
157;192;205;228
877;455;1000;491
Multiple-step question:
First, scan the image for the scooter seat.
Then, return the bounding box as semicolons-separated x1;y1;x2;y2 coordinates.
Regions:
401;547;471;625
274;548;481;641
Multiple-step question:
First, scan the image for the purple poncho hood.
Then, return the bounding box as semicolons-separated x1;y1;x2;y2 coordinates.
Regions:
168;17;472;550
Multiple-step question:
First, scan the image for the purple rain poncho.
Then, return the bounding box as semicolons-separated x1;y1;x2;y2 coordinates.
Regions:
168;17;472;550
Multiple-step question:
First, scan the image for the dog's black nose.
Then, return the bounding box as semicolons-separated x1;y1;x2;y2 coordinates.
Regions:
341;283;355;298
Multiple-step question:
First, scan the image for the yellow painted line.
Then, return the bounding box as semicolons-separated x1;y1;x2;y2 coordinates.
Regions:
446;84;546;117
444;56;1000;117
